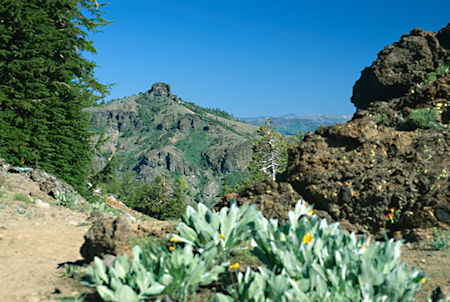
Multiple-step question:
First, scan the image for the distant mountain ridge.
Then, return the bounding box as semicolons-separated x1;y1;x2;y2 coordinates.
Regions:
86;82;258;204
241;114;352;135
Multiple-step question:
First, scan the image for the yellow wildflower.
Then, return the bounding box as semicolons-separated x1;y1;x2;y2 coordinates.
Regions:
361;244;366;251
229;262;240;270
308;209;315;216
219;233;226;239
420;278;426;284
170;237;180;243
303;232;314;244
169;246;175;251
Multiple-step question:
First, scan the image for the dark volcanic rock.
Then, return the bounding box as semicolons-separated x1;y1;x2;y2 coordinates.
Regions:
352;25;449;109
147;82;178;101
276;24;450;238
80;216;146;262
281;118;449;235
436;23;450;49
216;180;302;220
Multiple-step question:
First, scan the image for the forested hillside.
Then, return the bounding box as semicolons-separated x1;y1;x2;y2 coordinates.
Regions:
87;82;259;205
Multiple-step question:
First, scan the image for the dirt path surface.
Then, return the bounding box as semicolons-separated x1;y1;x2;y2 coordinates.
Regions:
0;209;89;301
401;247;449;301
0;173;90;302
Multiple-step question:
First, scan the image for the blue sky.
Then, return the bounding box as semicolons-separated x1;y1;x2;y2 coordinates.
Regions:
87;0;449;117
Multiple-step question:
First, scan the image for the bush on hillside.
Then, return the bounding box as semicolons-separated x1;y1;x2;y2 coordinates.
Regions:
407;108;441;129
128;175;187;220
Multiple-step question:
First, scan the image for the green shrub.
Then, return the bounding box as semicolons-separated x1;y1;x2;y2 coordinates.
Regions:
424;59;449;84
55;190;79;208
430;227;449;250
13;193;29;203
374;113;389;125
131;175;187;220
407;108;441;129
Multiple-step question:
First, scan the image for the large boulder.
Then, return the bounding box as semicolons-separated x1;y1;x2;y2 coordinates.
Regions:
352;24;449;109
80;215;146;262
216;180;303;220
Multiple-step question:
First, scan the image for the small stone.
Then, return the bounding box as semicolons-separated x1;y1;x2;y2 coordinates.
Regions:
435;204;450;223
26;296;40;302
35;199;49;208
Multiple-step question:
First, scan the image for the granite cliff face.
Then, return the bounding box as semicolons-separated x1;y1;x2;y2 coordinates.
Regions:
86;83;258;204
231;24;450;239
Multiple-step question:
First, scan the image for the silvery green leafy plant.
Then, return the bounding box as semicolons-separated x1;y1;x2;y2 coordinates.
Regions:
82;246;165;302
88;201;107;213
54;190;79;208
83;244;225;302
174;202;263;261
152;244;226;300
215;267;313;302
251;200;425;301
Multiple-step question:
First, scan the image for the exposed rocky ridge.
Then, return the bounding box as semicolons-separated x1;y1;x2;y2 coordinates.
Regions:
87;83;258;204
230;24;450;239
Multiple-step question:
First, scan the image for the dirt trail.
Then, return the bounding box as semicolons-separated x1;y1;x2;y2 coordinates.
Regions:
0;174;90;301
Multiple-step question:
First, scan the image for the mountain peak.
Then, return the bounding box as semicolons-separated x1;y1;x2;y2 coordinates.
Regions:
147;82;177;100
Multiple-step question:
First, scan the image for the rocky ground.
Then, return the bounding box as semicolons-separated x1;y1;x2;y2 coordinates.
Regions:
0;167;448;301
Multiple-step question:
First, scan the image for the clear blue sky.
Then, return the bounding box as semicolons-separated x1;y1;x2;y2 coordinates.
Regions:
87;0;449;117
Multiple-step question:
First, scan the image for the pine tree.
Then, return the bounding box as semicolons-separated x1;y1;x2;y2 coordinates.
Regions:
0;0;109;192
247;119;288;181
132;174;187;220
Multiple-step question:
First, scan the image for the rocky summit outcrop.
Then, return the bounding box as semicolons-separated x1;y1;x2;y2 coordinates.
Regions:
232;24;450;240
352;25;449;109
147;82;179;101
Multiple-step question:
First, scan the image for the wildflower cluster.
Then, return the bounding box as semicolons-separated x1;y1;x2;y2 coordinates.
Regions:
387;207;401;223
82;200;425;301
